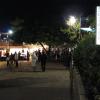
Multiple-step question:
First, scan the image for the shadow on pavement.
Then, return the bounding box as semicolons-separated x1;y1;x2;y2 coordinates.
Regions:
0;77;48;88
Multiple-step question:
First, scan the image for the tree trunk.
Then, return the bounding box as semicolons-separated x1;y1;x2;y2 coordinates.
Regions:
38;42;47;52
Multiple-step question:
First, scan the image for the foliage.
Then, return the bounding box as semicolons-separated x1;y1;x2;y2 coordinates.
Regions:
74;33;100;100
61;18;80;47
10;18;25;43
88;15;96;29
10;18;68;47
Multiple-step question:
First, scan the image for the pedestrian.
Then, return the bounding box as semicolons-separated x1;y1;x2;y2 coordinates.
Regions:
14;52;19;68
31;51;38;71
6;53;10;67
18;51;21;60
40;50;47;72
37;49;41;62
27;51;30;61
10;53;14;65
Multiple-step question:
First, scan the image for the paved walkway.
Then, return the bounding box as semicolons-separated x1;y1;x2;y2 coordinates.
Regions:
0;61;78;100
0;61;69;72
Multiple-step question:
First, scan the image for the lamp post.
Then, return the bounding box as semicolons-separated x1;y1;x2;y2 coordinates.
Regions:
67;16;76;99
67;16;76;69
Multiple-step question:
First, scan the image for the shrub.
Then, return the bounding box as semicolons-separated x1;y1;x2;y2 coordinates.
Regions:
73;33;100;100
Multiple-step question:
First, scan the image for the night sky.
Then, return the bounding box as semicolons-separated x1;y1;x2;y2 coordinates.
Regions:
0;0;99;31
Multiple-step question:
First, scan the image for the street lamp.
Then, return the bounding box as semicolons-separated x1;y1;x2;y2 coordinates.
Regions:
8;30;13;35
67;15;76;68
67;16;76;26
67;16;76;95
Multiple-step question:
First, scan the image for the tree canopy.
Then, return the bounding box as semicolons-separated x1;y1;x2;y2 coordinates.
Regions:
10;17;68;47
10;15;96;49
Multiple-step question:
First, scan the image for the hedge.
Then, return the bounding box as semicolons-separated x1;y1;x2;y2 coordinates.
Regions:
73;34;100;100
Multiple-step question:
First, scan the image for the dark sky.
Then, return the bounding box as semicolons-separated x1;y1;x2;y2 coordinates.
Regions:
1;0;99;17
0;0;99;30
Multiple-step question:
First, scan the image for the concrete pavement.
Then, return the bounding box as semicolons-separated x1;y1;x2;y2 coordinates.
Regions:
0;61;87;100
0;61;71;100
0;61;69;72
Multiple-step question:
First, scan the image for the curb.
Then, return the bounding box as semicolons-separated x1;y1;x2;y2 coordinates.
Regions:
73;68;88;100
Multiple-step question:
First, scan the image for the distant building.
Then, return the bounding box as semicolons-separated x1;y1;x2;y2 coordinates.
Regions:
0;41;48;57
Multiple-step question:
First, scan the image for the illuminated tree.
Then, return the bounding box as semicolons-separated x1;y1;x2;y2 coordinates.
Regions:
61;16;80;47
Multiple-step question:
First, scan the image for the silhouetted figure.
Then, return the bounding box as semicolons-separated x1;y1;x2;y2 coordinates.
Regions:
6;52;10;67
27;51;30;61
18;51;21;60
10;53;14;65
0;51;1;58
40;50;47;72
14;52;19;67
37;49;41;62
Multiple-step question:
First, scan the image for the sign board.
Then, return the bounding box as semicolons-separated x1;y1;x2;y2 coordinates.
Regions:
96;6;100;45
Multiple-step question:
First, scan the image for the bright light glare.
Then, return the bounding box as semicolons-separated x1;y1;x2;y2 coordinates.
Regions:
8;30;13;34
67;16;76;26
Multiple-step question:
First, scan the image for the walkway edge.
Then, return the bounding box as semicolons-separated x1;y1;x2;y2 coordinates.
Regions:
74;68;88;100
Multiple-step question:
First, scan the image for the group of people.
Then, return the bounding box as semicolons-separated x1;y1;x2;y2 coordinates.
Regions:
5;49;47;72
48;48;72;66
31;50;47;72
5;48;72;71
6;52;19;68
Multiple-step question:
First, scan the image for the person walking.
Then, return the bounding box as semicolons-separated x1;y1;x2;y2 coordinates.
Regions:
37;49;41;62
40;50;47;72
27;51;30;61
14;52;19;68
31;51;38;71
10;53;14;65
6;52;10;67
